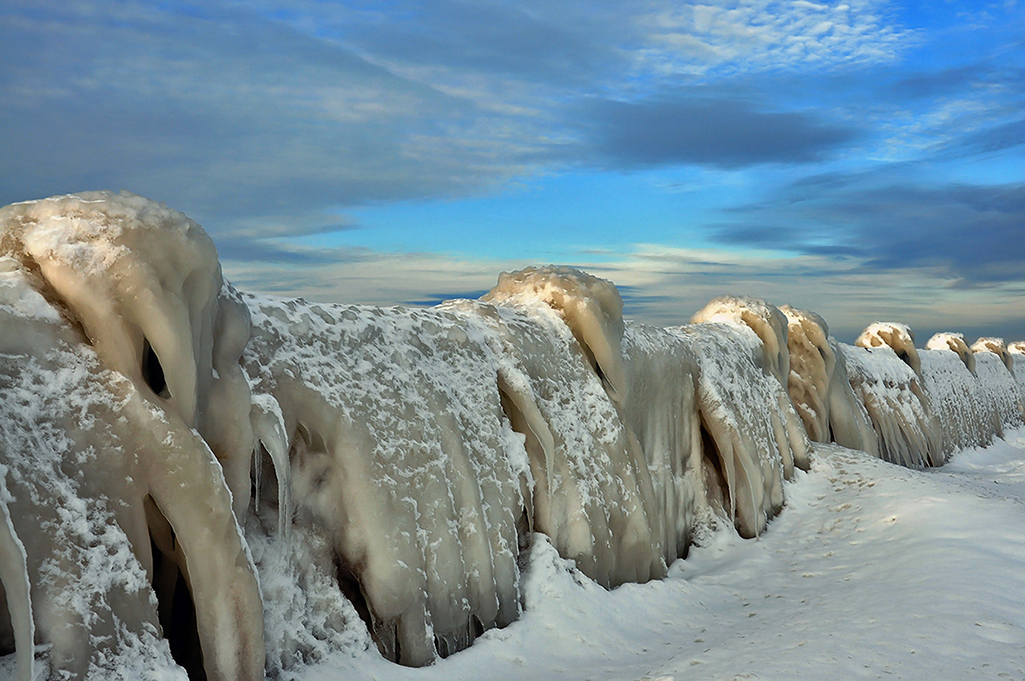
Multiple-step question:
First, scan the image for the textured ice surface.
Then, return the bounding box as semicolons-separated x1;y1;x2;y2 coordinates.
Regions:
673;300;810;539
840;342;943;468
690;295;791;387
857;322;923;379
242;295;530;666
781;306;877;455
920;347;999;453
0;192;263;681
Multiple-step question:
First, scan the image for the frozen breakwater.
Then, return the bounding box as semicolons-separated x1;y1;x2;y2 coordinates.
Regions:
1;192;1023;680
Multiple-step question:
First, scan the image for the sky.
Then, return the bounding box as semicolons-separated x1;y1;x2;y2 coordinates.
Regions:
2;0;1024;342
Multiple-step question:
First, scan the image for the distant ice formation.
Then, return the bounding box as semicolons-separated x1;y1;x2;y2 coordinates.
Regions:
2;192;1025;680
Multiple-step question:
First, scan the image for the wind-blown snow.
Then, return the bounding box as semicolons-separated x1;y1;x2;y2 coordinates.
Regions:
3;192;1025;681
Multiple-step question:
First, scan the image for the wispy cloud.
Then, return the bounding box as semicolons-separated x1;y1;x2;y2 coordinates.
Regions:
633;0;916;78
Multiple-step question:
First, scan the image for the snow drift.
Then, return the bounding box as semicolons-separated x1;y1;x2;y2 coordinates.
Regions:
2;192;1025;680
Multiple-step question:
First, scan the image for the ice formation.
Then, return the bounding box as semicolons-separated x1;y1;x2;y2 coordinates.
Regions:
690;295;791;386
780;306;877;454
920;333;999;452
680;297;811;538
3;192;1025;680
970;338;1025;430
847;323;943;467
0;193;263;681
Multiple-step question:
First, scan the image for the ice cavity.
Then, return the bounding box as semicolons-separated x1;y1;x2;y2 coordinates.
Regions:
0;193;264;681
780;306;877;455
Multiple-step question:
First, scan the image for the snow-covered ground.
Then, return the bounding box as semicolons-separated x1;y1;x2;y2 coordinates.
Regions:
295;430;1025;681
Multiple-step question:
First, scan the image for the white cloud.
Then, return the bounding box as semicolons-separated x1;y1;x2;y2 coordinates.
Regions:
633;0;916;79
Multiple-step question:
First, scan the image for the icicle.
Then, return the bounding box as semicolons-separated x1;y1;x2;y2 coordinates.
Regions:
0;471;33;681
250;393;292;543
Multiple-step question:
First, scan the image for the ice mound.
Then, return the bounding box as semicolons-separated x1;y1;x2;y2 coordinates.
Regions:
690;295;790;386
780;306;877;454
681;296;810;538
483;266;627;407
857;322;922;379
243;296;530;666
926;332;976;374
972;337;1015;372
971;338;1025;430
840;338;943;468
620;323;709;562
0;193;264;681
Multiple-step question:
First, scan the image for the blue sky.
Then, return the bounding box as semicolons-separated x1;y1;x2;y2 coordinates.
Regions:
2;0;1024;341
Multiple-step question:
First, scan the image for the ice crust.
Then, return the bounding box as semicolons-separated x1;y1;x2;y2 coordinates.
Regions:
3;193;1025;679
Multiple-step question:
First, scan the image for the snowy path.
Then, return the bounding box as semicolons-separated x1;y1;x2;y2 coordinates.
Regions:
319;429;1025;681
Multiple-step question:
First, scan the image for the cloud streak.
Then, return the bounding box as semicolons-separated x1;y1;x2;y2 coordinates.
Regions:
576;96;858;168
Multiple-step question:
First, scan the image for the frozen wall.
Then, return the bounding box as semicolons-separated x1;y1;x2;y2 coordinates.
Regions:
839;338;943;469
921;333;999;452
4;192;1025;680
684;297;811;538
